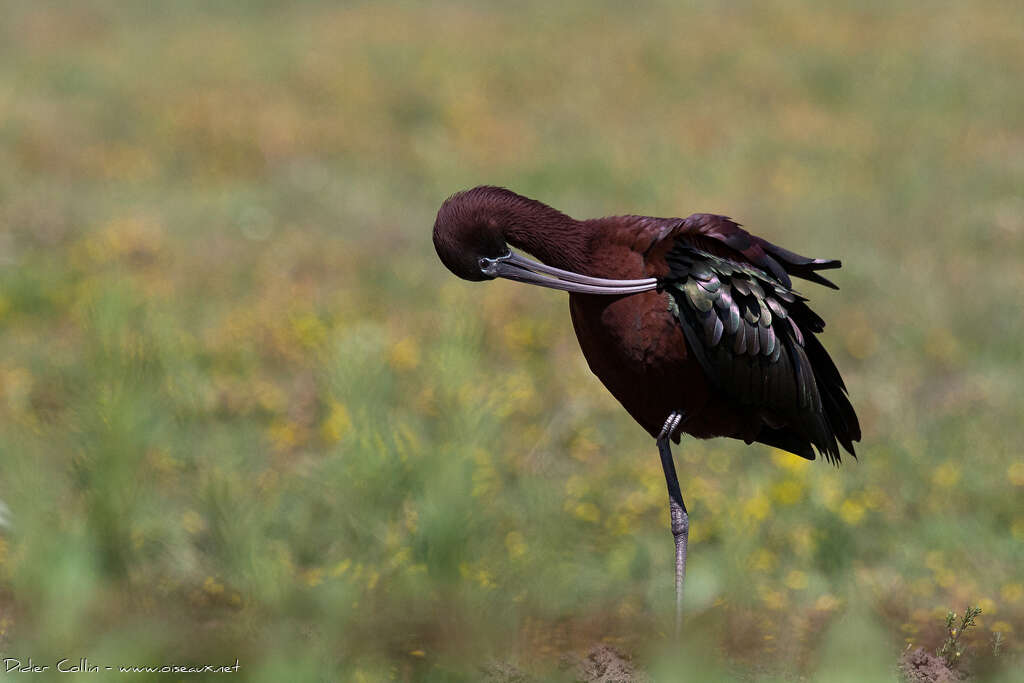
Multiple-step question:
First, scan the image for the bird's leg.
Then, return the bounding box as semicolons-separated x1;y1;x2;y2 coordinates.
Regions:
657;411;688;637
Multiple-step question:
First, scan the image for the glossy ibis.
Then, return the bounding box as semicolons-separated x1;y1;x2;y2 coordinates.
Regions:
432;186;860;633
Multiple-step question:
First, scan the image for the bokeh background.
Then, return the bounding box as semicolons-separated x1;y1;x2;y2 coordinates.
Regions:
1;1;1022;680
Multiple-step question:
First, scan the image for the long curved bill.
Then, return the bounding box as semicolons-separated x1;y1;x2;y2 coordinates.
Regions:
480;251;658;295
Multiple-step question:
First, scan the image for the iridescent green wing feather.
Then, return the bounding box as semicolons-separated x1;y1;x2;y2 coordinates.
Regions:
661;243;857;464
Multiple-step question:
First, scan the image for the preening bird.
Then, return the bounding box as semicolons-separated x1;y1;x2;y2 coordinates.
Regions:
432;186;860;633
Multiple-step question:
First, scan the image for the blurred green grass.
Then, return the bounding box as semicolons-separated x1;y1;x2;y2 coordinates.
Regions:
0;0;1022;680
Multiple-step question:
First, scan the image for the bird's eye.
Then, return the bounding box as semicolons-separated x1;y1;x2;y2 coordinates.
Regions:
479;251;511;276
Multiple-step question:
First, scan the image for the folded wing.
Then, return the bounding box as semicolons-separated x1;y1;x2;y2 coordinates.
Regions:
651;215;860;464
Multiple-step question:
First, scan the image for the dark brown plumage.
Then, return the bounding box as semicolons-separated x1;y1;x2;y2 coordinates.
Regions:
433;186;860;463
432;185;861;631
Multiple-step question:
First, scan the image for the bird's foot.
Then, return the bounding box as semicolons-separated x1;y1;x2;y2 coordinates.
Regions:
658;411;684;441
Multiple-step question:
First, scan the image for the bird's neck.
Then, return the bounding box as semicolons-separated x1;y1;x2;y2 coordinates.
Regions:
499;196;591;275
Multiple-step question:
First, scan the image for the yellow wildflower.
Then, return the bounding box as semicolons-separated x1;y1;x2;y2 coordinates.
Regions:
743;494;770;521
759;587;785;610
785;570;808;590
267;419;300;451
182;510;206;535
932;462;961;488
321;401;352;443
772;479;804;505
505;531;527;559
815;594;841;611
565;475;587;498
304;568;324;587
772;449;809;473
748;549;777;572
292;314;327;349
839;499;865;525
389;337;420;371
203;577;224;595
573;502;600;523
1000;583;1022;603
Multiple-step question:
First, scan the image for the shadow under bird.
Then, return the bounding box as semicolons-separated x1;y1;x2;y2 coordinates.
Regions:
432;186;860;633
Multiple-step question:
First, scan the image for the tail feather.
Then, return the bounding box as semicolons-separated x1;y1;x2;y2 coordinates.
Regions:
757;239;842;290
804;333;862;456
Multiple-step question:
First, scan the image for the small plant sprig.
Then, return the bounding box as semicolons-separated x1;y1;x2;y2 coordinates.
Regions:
937;605;982;668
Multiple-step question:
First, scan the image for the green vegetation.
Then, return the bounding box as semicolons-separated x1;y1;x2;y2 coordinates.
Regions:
0;1;1022;680
940;606;983;669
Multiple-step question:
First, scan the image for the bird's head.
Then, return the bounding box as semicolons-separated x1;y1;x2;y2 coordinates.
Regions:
432;186;658;295
432;189;509;282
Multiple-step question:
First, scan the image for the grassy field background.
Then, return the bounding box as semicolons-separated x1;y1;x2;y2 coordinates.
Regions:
1;1;1022;680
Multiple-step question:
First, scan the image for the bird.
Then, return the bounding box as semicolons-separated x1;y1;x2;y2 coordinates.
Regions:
432;185;860;634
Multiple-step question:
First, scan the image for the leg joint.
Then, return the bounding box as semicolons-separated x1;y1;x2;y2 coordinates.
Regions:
669;501;689;537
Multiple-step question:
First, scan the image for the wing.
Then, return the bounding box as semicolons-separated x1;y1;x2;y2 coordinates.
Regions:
653;215;860;464
644;213;843;289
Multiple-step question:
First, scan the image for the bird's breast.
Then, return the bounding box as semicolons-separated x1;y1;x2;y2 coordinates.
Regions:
562;221;741;438
570;291;682;370
569;289;718;437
